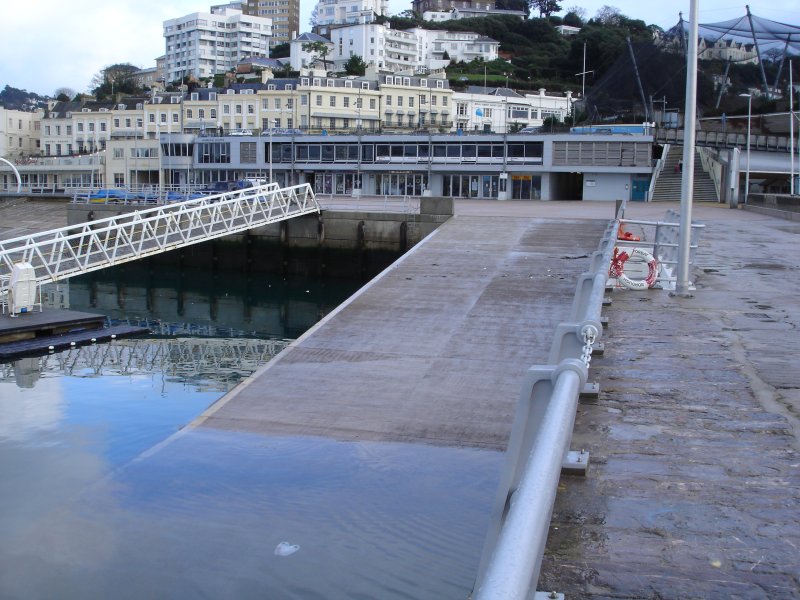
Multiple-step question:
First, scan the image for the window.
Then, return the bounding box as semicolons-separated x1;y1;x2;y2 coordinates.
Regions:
186;109;193;119
301;95;308;106
113;148;124;159
210;109;217;118
223;105;231;114
344;97;350;108
274;98;280;110
199;109;205;119
316;94;322;106
235;104;242;114
240;141;257;163
248;104;255;114
397;96;403;107
172;114;179;123
149;114;155;123
114;119;120;128
409;97;414;108
370;99;376;109
161;114;167;123
287;98;294;109
330;96;336;107
386;95;392;106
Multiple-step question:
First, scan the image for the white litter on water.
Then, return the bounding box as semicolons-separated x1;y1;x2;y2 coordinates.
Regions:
274;542;300;557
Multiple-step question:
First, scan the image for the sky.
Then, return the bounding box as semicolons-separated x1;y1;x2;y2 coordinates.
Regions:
1;1;798;98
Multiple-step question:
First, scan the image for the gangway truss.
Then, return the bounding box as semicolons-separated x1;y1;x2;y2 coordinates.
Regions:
0;183;320;293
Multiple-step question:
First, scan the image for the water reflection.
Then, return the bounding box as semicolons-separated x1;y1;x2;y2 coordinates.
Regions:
0;338;290;391
66;261;376;339
0;429;502;599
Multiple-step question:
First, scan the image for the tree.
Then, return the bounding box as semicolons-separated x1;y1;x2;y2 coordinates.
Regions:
271;42;290;59
528;0;561;18
595;5;622;26
344;55;367;76
53;87;76;101
302;41;332;72
563;10;584;27
309;5;319;28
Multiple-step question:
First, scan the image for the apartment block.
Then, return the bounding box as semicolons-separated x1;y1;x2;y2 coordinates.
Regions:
163;6;273;83
1;107;41;159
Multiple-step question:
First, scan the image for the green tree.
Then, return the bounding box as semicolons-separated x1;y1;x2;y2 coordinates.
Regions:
302;41;332;72
271;42;290;58
529;0;561;18
344;55;367;76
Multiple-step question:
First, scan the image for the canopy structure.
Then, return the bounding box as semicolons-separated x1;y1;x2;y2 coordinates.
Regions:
672;6;800;99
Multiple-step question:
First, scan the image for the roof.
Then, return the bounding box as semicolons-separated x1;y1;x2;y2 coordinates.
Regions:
465;86;524;98
293;32;331;43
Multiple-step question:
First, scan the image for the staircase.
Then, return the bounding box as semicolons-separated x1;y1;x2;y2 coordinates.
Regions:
650;148;718;202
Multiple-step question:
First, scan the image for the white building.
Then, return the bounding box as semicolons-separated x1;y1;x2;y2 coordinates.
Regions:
289;32;336;71
1;108;41;158
326;23;498;73
163;6;273;83
417;29;499;66
313;0;387;30
423;7;525;21
454;87;575;133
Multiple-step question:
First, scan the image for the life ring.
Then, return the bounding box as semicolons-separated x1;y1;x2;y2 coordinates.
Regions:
610;247;659;290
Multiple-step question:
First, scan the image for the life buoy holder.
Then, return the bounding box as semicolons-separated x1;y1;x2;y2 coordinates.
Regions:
617;223;640;242
609;247;659;290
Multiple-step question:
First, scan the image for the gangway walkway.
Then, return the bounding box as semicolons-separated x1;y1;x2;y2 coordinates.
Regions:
0;183;319;294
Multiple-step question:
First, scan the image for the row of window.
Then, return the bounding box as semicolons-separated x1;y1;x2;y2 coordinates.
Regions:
194;141;544;164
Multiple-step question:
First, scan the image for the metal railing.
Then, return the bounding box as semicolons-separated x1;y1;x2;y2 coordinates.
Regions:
647;143;671;202
473;208;621;600
615;210;705;290
316;194;420;214
0;183;319;294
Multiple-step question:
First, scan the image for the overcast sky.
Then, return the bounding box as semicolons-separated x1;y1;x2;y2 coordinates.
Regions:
2;1;798;97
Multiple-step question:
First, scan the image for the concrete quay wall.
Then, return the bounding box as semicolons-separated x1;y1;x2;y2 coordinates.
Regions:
66;196;453;252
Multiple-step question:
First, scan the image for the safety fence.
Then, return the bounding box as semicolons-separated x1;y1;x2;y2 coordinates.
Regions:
315;194;420;214
473;204;705;598
473;206;621;600
615;209;705;291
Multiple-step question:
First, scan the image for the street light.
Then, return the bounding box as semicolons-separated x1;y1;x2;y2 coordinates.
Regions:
739;92;752;205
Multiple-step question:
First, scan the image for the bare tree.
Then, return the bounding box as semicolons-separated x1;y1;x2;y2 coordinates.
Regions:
595;5;622;25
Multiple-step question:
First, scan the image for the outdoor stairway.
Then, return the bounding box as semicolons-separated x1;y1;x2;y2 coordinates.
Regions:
650;148;718;202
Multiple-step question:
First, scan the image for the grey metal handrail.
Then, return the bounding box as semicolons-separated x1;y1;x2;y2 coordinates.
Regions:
474;204;623;599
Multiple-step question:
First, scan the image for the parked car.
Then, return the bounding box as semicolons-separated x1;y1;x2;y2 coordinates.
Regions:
203;181;235;194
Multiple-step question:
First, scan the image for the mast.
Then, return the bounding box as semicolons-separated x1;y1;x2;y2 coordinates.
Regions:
746;5;770;100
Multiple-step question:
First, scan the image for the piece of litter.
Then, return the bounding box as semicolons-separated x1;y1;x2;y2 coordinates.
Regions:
274;542;300;557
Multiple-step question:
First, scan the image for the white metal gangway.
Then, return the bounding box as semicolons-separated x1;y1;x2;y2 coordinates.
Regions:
1;337;291;390
0;183;319;294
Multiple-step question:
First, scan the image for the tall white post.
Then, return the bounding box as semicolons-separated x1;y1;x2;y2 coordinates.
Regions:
675;0;699;297
790;60;795;196
745;94;752;204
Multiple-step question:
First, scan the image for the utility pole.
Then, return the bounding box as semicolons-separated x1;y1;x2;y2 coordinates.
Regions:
675;0;699;297
574;43;594;98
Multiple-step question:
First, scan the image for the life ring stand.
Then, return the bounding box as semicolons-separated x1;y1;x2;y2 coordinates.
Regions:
610;247;659;290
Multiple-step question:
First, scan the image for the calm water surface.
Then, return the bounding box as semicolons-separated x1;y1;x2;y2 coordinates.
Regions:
0;261;502;599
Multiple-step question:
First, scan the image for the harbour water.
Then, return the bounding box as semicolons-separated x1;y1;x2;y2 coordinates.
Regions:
0;250;502;598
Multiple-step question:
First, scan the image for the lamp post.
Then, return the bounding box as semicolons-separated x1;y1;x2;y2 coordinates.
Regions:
739;92;752;205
